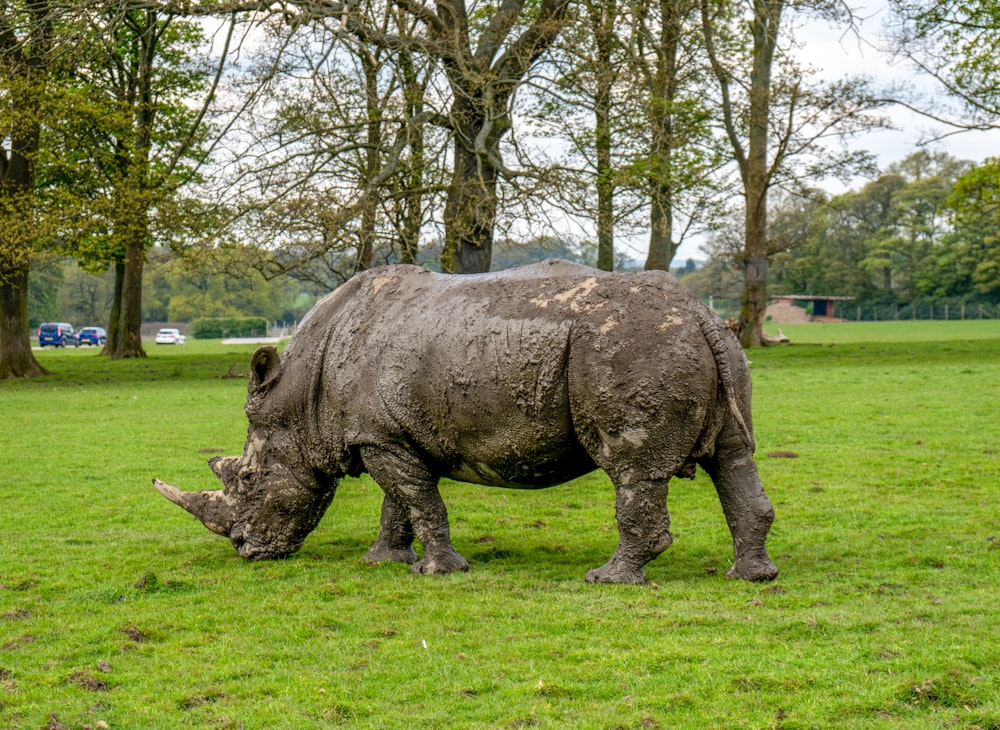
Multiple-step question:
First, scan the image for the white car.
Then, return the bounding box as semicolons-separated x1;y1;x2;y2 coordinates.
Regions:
155;328;186;345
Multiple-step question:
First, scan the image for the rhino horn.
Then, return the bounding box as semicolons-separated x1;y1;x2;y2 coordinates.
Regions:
153;478;236;537
208;456;239;482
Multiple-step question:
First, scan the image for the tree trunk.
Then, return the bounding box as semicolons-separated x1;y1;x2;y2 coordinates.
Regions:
400;152;424;265
737;0;778;349
646;192;676;271
434;0;569;274
0;3;50;378
102;258;125;356
110;9;157;359
441;110;498;274
591;0;615;272
644;0;684;272
737;191;770;347
113;237;146;359
356;50;382;273
702;0;783;348
0;268;48;379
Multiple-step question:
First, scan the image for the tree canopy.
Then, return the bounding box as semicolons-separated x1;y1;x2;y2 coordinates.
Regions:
3;0;1000;378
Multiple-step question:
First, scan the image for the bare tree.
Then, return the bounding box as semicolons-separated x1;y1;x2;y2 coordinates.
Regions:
700;0;890;346
141;0;571;274
189;6;443;289
887;0;1000;132
630;0;728;270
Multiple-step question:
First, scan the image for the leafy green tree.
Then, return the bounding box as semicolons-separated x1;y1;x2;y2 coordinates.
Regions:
632;0;726;271
144;250;314;325
70;9;215;359
528;0;723;272
862;152;967;300
0;1;60;378
769;180;893;301
945;158;1000;300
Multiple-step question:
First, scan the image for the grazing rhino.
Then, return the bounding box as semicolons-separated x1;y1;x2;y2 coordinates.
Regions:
154;260;778;584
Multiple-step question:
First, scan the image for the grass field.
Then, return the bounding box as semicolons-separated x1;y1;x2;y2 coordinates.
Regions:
2;321;999;729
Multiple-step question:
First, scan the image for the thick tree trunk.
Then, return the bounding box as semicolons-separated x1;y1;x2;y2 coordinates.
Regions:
0;268;48;379
702;0;782;348
736;0;781;347
113;238;146;359
738;164;770;348
0;137;45;378
442;128;497;274
646;193;676;271
101;258;124;356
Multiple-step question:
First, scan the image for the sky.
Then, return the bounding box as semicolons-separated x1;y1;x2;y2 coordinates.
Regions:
656;2;1000;264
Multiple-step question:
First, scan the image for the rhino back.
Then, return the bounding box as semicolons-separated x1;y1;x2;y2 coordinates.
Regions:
280;262;727;486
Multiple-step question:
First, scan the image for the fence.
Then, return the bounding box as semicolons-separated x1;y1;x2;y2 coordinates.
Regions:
847;302;999;322
711;299;1000;323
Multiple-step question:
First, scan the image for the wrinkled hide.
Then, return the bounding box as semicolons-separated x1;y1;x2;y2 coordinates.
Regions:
155;260;778;583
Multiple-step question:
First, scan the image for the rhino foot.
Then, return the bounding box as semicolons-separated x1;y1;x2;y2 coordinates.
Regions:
410;549;470;575
585;563;646;585
725;555;779;582
362;543;418;565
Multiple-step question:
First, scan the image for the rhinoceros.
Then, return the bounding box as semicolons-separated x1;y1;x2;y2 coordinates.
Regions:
154;259;778;584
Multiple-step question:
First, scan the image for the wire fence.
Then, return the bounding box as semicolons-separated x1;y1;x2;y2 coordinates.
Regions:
711;299;999;323
845;302;999;322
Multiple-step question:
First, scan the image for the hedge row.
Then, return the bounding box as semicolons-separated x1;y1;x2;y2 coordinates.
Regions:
191;317;269;339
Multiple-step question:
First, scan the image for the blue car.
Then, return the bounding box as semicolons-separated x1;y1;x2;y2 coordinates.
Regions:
78;326;107;346
38;322;80;348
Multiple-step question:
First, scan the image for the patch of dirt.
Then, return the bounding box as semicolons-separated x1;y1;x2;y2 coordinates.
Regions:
1;634;35;650
179;691;226;710
198;448;226;454
1;609;31;621
1;576;38;592
42;713;71;730
120;625;148;643
68;671;110;692
767;451;799;459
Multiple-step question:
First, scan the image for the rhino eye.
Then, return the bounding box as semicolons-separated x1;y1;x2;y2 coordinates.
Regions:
239;469;255;487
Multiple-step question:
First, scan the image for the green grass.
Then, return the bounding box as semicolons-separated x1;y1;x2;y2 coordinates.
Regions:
2;322;1000;729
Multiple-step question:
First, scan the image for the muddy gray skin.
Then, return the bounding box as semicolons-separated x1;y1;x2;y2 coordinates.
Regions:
154;259;778;584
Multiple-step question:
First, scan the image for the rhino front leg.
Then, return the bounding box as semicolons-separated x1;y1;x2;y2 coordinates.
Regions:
359;446;470;575
362;493;418;565
701;449;778;582
586;476;673;585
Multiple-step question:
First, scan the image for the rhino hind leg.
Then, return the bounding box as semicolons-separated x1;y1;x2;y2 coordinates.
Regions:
700;448;778;582
360;446;470;575
362;494;418;565
586;476;673;585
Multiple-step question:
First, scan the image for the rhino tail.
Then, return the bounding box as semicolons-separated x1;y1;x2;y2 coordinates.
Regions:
696;308;754;451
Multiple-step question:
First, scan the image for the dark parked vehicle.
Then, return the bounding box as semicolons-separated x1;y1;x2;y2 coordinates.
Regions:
78;326;107;346
38;322;80;348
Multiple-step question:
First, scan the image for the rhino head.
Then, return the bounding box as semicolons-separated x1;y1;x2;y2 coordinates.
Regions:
154;346;336;559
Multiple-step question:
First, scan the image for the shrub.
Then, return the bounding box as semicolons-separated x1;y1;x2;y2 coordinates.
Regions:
190;316;268;339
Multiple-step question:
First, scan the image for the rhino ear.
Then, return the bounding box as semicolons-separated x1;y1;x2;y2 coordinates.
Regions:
249;346;282;395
